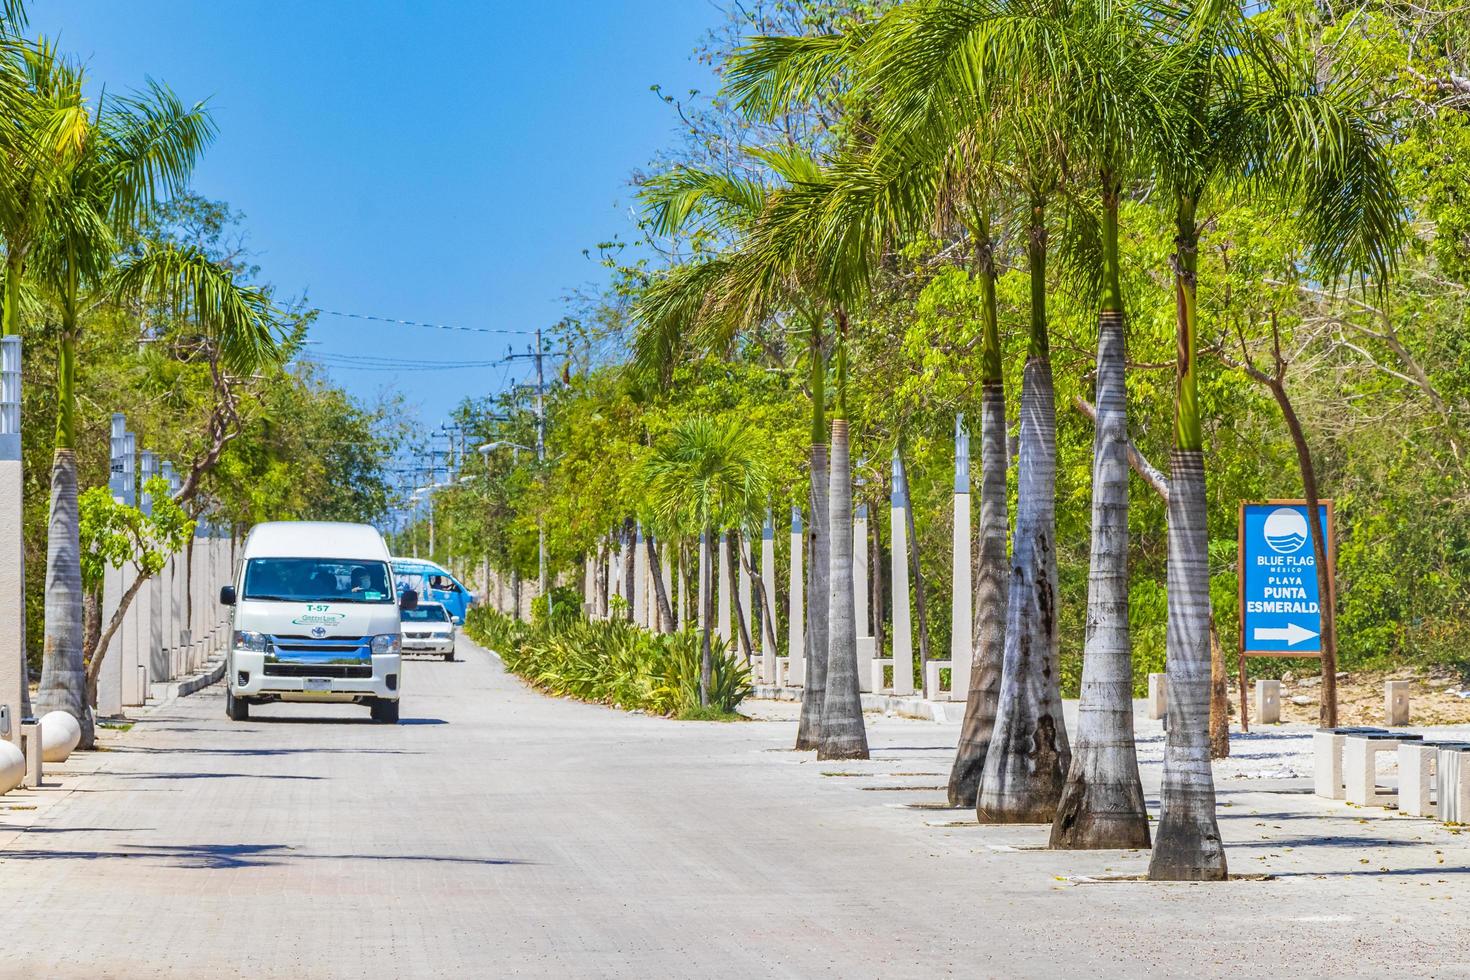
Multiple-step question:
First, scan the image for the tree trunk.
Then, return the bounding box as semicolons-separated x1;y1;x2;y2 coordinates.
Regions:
795;443;830;750
1270;381;1337;728
646;533;675;633
1149;451;1228;879
726;533;755;663
949;380;1009;807
82;588;102;667
38;449;92;748
1052;315;1148;846
621;517;636;622
819;419;868;760
738;543;780;656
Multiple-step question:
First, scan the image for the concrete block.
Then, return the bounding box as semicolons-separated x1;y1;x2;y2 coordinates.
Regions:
1386;680;1410;726
1399;741;1438;817
924;660;954;702
856;636;876;693
1313;730;1345;799
1254;679;1281;725
1147;672;1167;720
869;657;892;694
19;719;41;788
1345;734;1401;806
1438;747;1470;823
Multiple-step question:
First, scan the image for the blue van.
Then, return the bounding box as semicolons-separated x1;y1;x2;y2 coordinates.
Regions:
391;558;476;624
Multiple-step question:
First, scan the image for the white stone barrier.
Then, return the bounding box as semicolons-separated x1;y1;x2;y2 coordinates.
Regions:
1148;672;1167;720
0;738;22;794
39;710;81;763
1385;680;1410;726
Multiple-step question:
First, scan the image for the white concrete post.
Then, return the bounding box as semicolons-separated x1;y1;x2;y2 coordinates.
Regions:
583;554;595;617
890;451;915;696
949;415;972;701
130;450;155;706
787;507;804;686
717;532;732;644
632;523;649;628
853;499;874;693
0;336;24;745
97;414;130;717
1147;672;1167;720
676;541;688;628
1386;680;1410;726
698;532;710;631
760;512;776;685
1254;679;1282;725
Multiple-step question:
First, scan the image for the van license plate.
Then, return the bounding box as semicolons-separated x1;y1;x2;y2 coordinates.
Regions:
303;678;331;692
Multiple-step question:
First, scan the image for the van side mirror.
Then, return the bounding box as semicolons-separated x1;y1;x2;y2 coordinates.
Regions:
400;589;419;611
220;586;236;606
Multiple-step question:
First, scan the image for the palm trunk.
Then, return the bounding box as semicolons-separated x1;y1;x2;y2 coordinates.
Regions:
950;227;1008;807
738;543;780;655
39;320;92;747
726;533;755;662
795;443;830;749
1149;451;1227;878
795;322;829;750
1051;314;1147;845
818;418;868;760
1150;208;1226;880
646;533;675;633
1052;182;1145;844
621;517;636;622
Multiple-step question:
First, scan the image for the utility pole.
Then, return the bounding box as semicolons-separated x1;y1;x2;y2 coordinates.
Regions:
534;325;550;619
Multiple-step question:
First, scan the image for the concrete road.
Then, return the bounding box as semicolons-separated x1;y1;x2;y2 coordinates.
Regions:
2;635;1468;978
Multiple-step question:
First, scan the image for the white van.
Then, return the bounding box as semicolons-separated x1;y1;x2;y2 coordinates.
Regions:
220;521;416;723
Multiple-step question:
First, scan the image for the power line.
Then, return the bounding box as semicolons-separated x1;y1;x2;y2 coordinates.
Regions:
313;309;532;336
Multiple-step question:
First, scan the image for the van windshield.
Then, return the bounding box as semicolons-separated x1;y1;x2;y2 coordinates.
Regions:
243;558;395;604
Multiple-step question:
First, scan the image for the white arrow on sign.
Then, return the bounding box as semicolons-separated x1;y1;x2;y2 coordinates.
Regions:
1253;623;1320;646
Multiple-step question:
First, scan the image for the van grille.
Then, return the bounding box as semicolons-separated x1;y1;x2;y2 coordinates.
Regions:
266;634;372;664
261;662;373;679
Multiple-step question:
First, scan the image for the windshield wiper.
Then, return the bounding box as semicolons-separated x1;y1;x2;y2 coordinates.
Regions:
243;594;296;602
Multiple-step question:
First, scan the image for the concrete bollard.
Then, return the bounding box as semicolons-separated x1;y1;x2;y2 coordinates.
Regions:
19;719;41;787
889;450;914;696
1254;679;1282;725
1386;680;1410;726
0;737;23;793
39;710;81;763
1147;672;1167;720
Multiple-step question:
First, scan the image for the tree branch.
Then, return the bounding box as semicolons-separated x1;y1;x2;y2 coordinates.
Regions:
1071;395;1171;502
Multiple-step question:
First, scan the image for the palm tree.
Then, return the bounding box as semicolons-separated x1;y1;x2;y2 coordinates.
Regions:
1144;5;1404;880
634;149;853;750
644;415;772;705
22;46;215;739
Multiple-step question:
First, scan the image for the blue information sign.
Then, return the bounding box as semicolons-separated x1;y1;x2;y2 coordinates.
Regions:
1239;501;1333;656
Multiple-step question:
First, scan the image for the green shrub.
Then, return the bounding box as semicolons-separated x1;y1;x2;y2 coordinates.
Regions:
463;606;753;716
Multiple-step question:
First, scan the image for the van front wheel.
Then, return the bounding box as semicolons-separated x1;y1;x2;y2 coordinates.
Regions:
226;690;249;721
370;699;399;724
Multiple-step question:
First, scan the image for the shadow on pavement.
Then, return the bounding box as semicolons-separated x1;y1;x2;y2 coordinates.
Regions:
118;771;325;781
0;842;534;870
113;746;423;757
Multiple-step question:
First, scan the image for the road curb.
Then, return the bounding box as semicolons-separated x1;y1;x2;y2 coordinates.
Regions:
750;684;964;723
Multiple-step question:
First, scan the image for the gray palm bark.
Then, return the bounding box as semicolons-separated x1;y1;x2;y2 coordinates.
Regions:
645;533;675;632
795;444;830;750
37;451;91;746
819;419;868;760
1148;450;1228;879
1052;316;1150;847
978;364;1070;823
948;383;1009;806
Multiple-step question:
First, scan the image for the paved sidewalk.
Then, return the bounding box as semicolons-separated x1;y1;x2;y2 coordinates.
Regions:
1;636;1467;978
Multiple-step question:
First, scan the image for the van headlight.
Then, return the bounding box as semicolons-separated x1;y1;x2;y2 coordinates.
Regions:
234;630;270;653
372;634;401;655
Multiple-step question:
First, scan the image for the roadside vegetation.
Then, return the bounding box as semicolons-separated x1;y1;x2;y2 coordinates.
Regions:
464;605;753;719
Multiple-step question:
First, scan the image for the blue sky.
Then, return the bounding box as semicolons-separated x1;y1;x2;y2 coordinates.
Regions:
35;1;722;423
